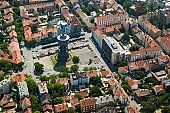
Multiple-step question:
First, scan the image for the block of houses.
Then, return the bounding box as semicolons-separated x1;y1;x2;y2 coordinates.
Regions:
128;79;138;90
138;19;161;39
18;81;29;100
43;103;53;113
95;95;113;108
20;97;32;111
87;70;97;78
40;93;52;105
100;69;112;78
108;77;119;86
0;94;16;110
133;89;150;102
0;79;11;98
62;96;79;107
54;102;68;113
70;72;89;89
75;90;89;98
157;35;170;55
80;98;96;113
153;85;164;95
94;12;129;27
11;73;25;84
56;78;69;90
38;82;49;96
124;106;139;113
113;85;128;104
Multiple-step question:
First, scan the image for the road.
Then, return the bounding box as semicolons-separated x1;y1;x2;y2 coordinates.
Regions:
21;47;35;79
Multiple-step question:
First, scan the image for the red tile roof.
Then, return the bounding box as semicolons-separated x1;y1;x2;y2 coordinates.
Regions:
154;85;164;93
128;79;137;87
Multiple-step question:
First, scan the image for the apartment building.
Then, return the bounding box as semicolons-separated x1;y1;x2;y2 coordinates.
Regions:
0;79;11;98
38;82;48;96
95;95;113;108
94;11;129;26
138;19;161;39
80;98;96;113
130;49;147;62
157;35;170;55
3;8;14;25
54;103;68;113
70;72;89;87
102;36;131;64
158;8;170;25
65;14;82;37
18;81;29;100
92;25;106;48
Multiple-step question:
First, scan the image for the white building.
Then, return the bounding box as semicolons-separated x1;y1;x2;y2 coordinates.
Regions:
70;72;89;86
18;81;29;100
38;82;48;96
95;95;113;108
0;79;11;98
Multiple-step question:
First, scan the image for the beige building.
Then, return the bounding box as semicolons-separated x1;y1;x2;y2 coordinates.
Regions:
94;12;129;26
157;35;170;55
102;36;131;64
80;98;96;113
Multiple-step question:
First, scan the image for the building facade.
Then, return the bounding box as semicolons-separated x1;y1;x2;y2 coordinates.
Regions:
0;79;11;98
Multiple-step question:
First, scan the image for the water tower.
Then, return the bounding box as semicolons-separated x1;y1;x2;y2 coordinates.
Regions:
57;33;70;62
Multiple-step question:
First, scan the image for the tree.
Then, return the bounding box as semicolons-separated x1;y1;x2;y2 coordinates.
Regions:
40;76;49;81
162;106;170;113
89;67;97;70
48;14;55;21
83;67;89;71
13;62;24;72
89;86;102;97
60;67;69;73
72;56;80;64
63;108;76;113
58;72;69;78
107;88;113;95
116;61;128;69
90;76;101;86
0;32;5;43
25;77;37;94
74;94;82;100
30;94;42;112
70;65;79;73
34;62;44;74
134;71;145;80
31;24;38;33
129;45;140;51
122;32;130;42
0;42;9;53
123;0;132;11
33;11;39;17
54;97;64;104
0;72;4;81
141;101;156;113
0;60;13;73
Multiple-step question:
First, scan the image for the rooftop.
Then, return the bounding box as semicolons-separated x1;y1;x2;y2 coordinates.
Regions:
126;106;139;113
87;70;97;78
56;78;69;85
80;98;96;107
54;103;68;113
75;90;89;98
12;73;25;84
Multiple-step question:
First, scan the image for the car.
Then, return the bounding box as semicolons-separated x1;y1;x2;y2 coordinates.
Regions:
94;56;97;58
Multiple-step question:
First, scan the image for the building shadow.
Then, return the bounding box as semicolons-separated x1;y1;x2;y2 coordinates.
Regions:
54;60;66;72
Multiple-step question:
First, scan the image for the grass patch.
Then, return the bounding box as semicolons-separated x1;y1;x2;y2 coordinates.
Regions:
50;54;57;65
50;52;74;66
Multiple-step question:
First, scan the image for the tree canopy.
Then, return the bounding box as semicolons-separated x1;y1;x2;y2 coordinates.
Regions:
122;32;130;42
30;94;42;112
72;56;80;64
70;65;79;73
89;86;102;97
34;62;44;74
90;76;101;86
25;77;38;94
129;45;140;52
